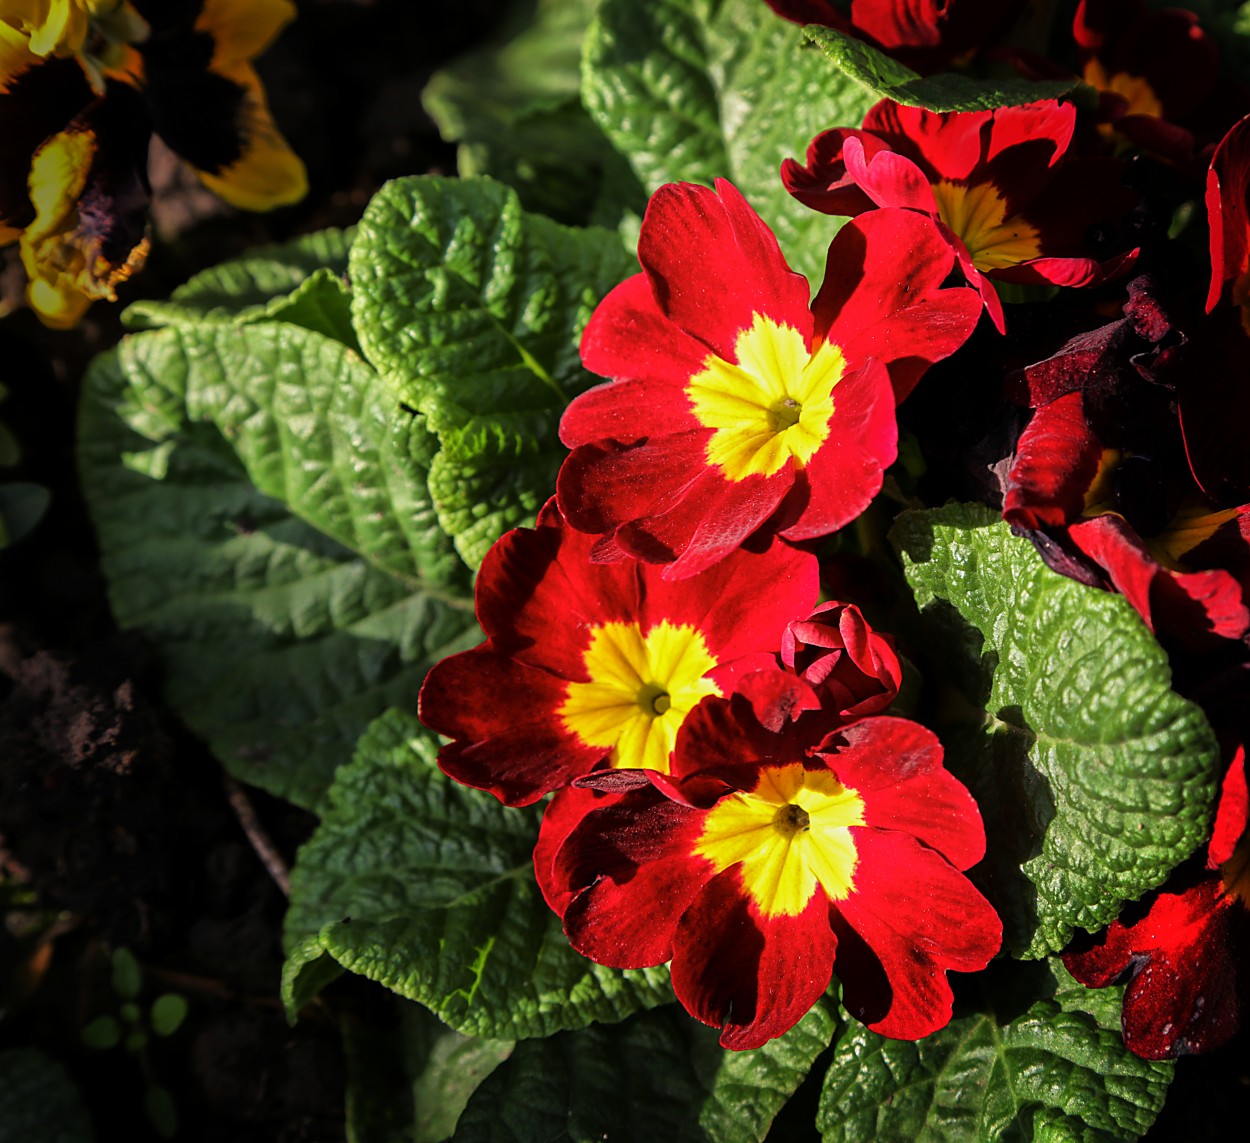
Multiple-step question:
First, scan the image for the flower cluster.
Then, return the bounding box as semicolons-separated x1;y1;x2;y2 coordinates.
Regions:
1;0;305;327
416;0;1250;1061
770;0;1250;1060
421;177;1001;1047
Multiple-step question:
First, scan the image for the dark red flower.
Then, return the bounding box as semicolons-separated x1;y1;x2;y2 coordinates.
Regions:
1074;0;1222;167
557;179;979;579
536;673;1000;1049
781;601;901;719
1064;750;1250;1059
418;501;818;806
783;100;1137;331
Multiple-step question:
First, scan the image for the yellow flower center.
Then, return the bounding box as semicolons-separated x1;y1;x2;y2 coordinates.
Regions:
695;763;865;917
1083;59;1164;120
560;621;721;774
930;180;1042;272
686;313;843;482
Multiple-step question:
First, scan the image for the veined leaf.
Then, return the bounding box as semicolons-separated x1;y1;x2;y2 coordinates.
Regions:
123;228;354;331
583;0;879;280
451;1000;837;1143
802;26;1079;113
893;504;1220;957
350;175;635;568
283;709;673;1040
78;323;476;808
818;961;1172;1142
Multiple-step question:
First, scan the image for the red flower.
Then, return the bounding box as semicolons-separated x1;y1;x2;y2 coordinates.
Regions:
1074;0;1223;167
781;601;902;719
557;179;979;579
1064;749;1250;1058
418;501;818;806
761;0;1028;75
536;673;1001;1049
782;100;1137;331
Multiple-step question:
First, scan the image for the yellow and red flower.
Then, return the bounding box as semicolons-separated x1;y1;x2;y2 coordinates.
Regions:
536;672;1000;1048
783;100;1138;331
1064;749;1250;1058
557;179;978;579
418;501;819;807
1074;0;1230;168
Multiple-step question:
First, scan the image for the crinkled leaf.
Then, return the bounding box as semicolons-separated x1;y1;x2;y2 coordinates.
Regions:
818;961;1172;1142
422;0;644;227
452;998;837;1143
0;482;50;547
893;504;1220;957
123;227;354;329
802;25;1080;112
582;0;878;279
78;324;476;808
0;1049;93;1143
349;175;635;567
284;709;673;1040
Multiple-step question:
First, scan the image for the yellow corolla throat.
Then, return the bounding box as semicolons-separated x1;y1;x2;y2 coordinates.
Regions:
1083;59;1164;121
695;763;866;917
930;179;1042;272
560;621;721;773
686;313;843;482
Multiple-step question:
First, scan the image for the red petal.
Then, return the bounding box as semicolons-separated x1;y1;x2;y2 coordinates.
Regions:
819;718;986;870
1206;115;1250;312
842;136;938;213
864;101;988;183
781;128;888;217
670;866;837;1050
834;829;1001;1039
421;649;604;806
1066;875;1245;1059
638;180;813;362
813;208;979;401
534;785;606;915
1002;391;1104;531
556;792;711;969
1209;747;1249;870
577;273;713;392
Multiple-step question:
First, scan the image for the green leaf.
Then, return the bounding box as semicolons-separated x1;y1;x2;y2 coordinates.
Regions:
123;227;354;330
583;0;879;280
144;1084;178;1139
349;175;635;567
283;709;673;1040
80;1016;122;1051
0;1049;94;1143
892;504;1220;957
817;961;1172;1142
112;947;141;999
422;0;645;227
78;324;478;808
802;25;1080;112
0;482;50;547
452;999;837;1143
149;994;188;1038
409;1014;514;1143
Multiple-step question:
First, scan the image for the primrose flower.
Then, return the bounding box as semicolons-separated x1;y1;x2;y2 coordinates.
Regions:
782;99;1138;331
1064;750;1250;1058
557;179;979;580
761;0;1028;74
418;500;819;806
1074;0;1223;166
537;673;1001;1049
